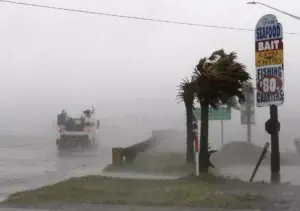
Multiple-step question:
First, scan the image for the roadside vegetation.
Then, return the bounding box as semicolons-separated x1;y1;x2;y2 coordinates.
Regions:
177;49;252;171
2;175;266;209
103;151;194;176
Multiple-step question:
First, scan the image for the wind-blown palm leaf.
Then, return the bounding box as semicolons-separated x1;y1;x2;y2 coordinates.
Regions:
193;49;251;107
190;49;252;172
176;77;196;108
177;77;197;164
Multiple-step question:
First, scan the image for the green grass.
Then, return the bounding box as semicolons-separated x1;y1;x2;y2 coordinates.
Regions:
2;175;265;209
104;152;194;175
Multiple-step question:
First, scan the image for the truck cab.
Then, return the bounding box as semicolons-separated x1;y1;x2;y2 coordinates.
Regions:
56;108;100;150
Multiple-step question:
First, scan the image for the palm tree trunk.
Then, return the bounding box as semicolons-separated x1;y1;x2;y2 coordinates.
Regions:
199;101;209;172
186;107;194;164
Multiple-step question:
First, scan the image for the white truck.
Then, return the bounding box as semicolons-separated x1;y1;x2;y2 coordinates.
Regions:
295;139;300;156
56;107;100;150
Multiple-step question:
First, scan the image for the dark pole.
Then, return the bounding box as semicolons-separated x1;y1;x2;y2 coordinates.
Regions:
221;120;224;146
246;86;252;142
250;142;270;182
247;115;251;142
270;105;280;183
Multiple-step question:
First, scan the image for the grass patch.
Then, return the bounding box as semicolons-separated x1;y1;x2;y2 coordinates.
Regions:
2;175;265;209
103;152;194;175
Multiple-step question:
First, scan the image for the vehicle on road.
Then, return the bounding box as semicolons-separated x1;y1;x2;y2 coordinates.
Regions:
56;107;100;150
295;138;300;156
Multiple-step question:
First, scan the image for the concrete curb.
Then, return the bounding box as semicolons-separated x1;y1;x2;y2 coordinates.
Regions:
0;209;64;211
0;208;261;211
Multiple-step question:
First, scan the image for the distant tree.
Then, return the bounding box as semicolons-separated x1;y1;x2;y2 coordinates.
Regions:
177;77;196;164
193;49;251;172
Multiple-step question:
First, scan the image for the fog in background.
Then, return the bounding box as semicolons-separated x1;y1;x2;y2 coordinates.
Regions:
0;0;299;149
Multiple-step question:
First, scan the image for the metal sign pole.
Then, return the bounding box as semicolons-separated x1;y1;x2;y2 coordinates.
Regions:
193;121;200;176
246;86;252;143
221;120;224;146
194;132;199;176
255;14;283;184
195;150;199;176
270;105;280;183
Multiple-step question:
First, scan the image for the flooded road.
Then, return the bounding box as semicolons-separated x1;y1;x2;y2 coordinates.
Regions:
2;135;300;206
0;135;180;202
0;135;112;201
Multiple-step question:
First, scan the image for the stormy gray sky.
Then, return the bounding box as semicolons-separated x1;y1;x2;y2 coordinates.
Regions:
0;0;299;148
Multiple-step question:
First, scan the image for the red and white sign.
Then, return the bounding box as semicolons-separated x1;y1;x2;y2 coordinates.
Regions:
193;135;199;152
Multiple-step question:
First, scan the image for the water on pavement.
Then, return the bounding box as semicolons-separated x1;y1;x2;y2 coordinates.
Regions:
0;135;180;202
2;135;300;211
0;135;113;201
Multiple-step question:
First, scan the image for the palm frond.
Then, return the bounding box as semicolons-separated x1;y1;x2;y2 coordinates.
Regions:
176;77;196;108
193;49;252;108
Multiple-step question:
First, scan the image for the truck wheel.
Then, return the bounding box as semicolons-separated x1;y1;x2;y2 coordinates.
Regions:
56;140;62;150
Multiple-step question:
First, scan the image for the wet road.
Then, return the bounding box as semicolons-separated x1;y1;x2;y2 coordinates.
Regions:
2;135;300;211
0;135;112;201
0;135;179;202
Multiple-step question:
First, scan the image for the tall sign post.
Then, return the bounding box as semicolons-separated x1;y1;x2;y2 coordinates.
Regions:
193;106;231;147
241;82;255;142
193;106;231;173
193;120;199;176
255;14;284;183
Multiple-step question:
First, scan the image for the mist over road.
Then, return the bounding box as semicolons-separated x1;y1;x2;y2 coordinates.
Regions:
0;135;112;201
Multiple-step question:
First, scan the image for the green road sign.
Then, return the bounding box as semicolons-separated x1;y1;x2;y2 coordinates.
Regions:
193;106;231;121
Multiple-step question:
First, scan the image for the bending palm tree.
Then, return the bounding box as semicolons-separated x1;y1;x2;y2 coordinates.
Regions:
177;77;196;164
193;49;251;172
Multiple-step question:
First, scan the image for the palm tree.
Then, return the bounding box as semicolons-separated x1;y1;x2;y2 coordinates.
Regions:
193;49;251;172
177;77;197;164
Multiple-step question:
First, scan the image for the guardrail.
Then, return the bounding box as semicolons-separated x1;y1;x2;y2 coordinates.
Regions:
111;129;184;165
111;136;158;165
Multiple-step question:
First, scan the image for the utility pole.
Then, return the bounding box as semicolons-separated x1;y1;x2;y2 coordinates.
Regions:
246;86;252;143
241;82;254;142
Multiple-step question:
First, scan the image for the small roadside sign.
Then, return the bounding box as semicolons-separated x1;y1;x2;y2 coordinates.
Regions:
193;106;231;121
193;135;199;152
